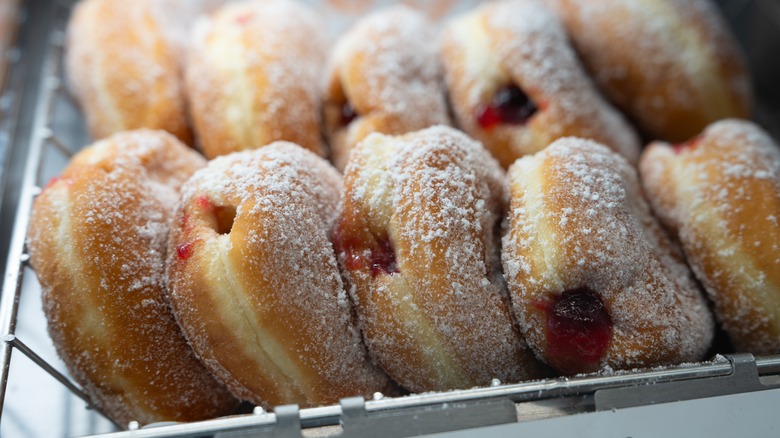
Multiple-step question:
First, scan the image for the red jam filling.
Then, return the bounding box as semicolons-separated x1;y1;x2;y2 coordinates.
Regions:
476;106;502;130
368;239;398;277
196;196;212;210
340;101;358;127
333;224;362;272
333;224;398;278
176;241;197;261
476;84;537;130
539;288;612;375
672;135;703;154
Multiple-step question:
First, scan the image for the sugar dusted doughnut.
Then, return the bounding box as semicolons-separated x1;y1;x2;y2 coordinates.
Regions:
334;126;545;392
547;0;753;142
640;119;780;354
66;0;192;143
502;137;714;375
166;143;392;407
27;130;237;427
440;0;640;169
323;5;451;171
186;0;325;159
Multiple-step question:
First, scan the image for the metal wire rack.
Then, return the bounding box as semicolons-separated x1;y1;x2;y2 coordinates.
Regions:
1;0;780;437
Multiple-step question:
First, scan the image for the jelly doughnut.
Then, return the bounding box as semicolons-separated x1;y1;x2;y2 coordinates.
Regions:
27;130;238;427
547;0;753;142
323;5;451;171
66;0;192;143
334;125;545;392
440;0;640;168
186;0;325;159
502;137;714;375
166;143;393;407
640;119;780;354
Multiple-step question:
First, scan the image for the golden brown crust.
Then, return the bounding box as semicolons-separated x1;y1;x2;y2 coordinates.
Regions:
439;0;640;169
640;119;780;354
27;130;237;427
66;0;192;144
335;126;546;392
185;0;325;159
548;0;753;142
166;143;393;407
503;137;714;375
323;5;451;171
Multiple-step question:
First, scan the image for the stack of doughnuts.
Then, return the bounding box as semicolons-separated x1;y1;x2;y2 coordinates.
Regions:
27;0;779;428
64;0;755;167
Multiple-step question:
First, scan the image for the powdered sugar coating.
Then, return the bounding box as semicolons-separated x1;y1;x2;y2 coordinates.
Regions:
503;137;714;374
547;0;752;142
440;0;640;168
66;0;191;143
186;0;326;158
166;143;392;407
337;125;545;392
640;119;780;354
27;130;237;427
323;5;452;171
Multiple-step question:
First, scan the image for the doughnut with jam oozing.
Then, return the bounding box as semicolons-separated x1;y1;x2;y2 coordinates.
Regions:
502;137;714;375
546;0;753;143
166;143;393;407
640;119;780;354
27;130;238;427
186;0;325;159
323;5;451;171
335;126;546;392
439;0;640;169
66;0;192;144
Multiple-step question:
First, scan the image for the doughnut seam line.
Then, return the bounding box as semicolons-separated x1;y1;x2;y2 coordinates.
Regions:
517;158;564;291
58;186;141;412
383;270;468;386
215;234;310;403
206;23;254;152
453;13;502;121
